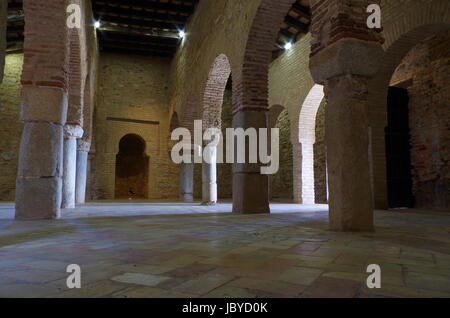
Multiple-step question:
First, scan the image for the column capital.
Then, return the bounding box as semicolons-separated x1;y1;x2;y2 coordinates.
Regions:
64;124;84;139
309;38;384;84
77;139;91;152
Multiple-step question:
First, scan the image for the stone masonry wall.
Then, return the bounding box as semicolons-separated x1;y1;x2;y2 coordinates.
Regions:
390;30;450;209
90;53;179;200
0;53;23;201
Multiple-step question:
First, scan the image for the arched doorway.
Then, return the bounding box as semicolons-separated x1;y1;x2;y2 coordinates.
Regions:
115;134;149;200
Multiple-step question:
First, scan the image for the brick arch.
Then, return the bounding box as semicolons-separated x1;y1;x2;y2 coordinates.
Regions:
169;111;180;133
295;84;325;204
202;54;231;129
268;104;286;129
233;0;296;113
179;94;199;134
369;13;450;208
298;84;325;144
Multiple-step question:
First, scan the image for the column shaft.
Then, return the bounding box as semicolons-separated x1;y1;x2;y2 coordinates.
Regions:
232;111;269;214
180;163;194;202
15;86;68;220
325;75;374;231
75;150;89;204
202;146;217;205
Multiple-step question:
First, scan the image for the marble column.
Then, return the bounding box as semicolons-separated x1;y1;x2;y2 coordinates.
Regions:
61;125;84;209
202;146;217;205
180;162;194;203
232;111;270;214
75;140;90;204
15;86;68;219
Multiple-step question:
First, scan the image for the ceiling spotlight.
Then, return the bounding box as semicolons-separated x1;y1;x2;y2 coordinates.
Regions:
94;21;101;29
284;42;293;50
178;30;186;39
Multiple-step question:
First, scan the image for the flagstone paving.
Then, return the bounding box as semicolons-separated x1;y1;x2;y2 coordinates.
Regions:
0;205;450;298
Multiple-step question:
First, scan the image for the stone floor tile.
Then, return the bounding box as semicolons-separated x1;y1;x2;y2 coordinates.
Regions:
278;267;323;286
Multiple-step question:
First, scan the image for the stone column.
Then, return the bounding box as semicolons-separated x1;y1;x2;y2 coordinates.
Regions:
310;39;383;231
75;140;90;204
202;146;217;205
180;162;194;202
232;111;270;214
61;125;83;209
15;86;68;220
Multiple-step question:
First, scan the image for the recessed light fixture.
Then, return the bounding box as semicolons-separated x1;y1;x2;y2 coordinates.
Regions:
94;21;101;29
178;30;186;39
284;42;293;50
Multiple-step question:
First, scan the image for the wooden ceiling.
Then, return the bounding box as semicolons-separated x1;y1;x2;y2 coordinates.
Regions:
273;0;311;59
5;0;310;58
93;0;199;57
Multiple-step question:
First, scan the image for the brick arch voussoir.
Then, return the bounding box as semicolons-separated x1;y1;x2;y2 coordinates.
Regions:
234;0;297;113
202;54;231;129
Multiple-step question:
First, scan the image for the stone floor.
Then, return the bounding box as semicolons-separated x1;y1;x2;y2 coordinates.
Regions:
0;202;450;298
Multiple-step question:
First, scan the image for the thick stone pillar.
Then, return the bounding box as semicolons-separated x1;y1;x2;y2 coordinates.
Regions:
61;125;83;209
202;146;217;205
15;86;68;220
310;39;384;231
75;140;90;204
180;162;194;202
232;111;270;214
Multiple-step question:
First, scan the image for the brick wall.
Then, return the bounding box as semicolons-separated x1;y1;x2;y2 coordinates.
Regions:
0;53;23;201
390;30;450;209
90;53;179;200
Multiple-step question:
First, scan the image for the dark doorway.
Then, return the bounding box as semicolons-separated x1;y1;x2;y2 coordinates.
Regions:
115;134;149;199
385;87;415;208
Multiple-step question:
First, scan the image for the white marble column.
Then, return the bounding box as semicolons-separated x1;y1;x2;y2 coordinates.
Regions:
61;125;83;209
180;162;194;203
202;146;217;205
75;140;90;204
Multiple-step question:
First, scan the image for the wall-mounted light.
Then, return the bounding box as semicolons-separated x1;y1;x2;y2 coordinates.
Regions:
178;30;186;39
284;42;293;50
94;21;101;29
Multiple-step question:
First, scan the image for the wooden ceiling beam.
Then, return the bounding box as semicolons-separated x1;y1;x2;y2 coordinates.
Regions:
92;4;189;24
93;0;196;14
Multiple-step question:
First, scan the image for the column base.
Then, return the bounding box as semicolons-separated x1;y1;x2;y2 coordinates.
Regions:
232;173;270;214
15;177;62;220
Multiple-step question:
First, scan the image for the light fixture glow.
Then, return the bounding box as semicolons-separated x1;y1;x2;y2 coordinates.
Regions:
94;21;101;29
284;42;293;50
178;30;186;39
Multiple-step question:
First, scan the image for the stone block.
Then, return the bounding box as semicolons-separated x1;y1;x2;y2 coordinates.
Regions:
20;86;68;124
233;172;269;214
17;122;64;178
15;176;62;220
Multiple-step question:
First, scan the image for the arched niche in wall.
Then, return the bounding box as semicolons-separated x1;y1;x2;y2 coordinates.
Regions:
114;134;149;200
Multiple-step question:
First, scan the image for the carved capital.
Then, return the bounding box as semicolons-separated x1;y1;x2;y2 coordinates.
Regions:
64;124;84;139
